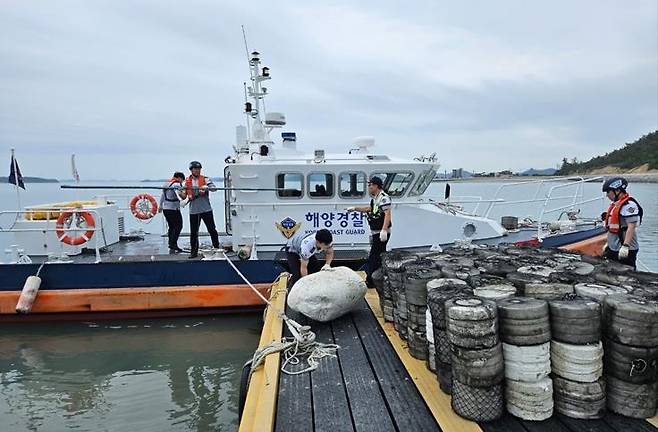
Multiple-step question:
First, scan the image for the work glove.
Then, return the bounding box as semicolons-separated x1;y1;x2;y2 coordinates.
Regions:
618;245;630;260
379;231;388;242
321;264;331;271
201;185;209;191
345;206;356;212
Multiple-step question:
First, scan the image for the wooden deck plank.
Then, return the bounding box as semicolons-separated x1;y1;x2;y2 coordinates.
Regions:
602;413;658;432
311;321;355;432
364;289;482;432
274;308;314;432
647;415;658;430
480;413;528;432
518;417;572;432
331;313;396;432
239;275;288;432
555;414;617;432
352;299;442;431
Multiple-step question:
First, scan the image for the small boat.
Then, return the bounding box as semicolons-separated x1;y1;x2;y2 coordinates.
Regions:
0;47;607;321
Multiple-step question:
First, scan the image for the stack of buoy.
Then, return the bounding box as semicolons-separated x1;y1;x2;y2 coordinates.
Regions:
404;263;442;360
516;265;574;300
381;252;413;322
549;295;605;419
427;278;471;393
426;308;436;372
371;268;386;314
379;243;658;422
384;252;418;340
446;297;504;422
603;294;658;418
498;297;553;420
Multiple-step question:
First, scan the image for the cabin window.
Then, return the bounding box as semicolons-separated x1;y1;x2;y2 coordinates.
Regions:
409;169;437;197
308;173;334;198
276;173;303;198
339;172;366;198
370;172;415;197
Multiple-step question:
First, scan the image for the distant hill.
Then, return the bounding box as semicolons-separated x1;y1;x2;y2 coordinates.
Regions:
520;168;557;176
1;176;59;184
556;131;658;175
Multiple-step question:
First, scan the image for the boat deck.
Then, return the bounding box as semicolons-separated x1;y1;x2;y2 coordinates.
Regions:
240;283;658;432
21;232;370;264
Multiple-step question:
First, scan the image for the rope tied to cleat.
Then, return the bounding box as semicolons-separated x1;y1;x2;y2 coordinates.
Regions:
221;251;339;375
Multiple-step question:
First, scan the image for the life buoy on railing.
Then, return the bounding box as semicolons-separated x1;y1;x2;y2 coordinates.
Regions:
130;194;158;220
55;211;96;246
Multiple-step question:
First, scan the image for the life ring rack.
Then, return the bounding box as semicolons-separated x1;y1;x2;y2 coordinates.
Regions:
130;193;158;220
55;210;96;246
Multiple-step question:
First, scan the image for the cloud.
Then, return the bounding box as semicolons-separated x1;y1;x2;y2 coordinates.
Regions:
0;0;656;178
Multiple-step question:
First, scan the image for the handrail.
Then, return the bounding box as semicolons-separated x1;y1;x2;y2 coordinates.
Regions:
536;177;604;240
0;209;105;262
483;176;589;218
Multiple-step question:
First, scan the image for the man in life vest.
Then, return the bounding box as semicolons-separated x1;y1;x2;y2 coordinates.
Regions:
180;161;221;258
601;176;643;269
158;171;185;253
285;229;334;286
346;176;392;287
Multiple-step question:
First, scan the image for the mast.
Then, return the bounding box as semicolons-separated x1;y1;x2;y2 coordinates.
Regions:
236;31;287;161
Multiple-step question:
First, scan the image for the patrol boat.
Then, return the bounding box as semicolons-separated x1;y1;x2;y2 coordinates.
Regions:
0;49;606;321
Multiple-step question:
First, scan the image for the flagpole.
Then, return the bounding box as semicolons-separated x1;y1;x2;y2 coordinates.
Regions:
11;148;21;210
71;153;80;202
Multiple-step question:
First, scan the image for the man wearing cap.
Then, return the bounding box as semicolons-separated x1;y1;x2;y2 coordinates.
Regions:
285;228;335;286
346;176;392;287
180;161;221;258
601;176;643;269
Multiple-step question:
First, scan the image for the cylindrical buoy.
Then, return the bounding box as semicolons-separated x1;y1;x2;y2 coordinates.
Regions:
501;216;519;230
16;275;41;314
238;245;252;260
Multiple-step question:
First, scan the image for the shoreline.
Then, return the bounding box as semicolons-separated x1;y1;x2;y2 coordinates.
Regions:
434;173;658;184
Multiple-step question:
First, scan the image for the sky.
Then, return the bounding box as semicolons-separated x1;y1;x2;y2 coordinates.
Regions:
1;0;657;179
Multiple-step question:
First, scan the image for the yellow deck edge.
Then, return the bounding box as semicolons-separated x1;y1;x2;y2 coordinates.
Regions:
648;416;658;428
238;273;288;432
365;288;483;432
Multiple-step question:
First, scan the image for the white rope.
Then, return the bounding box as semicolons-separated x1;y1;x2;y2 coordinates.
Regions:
220;251;339;375
636;257;654;273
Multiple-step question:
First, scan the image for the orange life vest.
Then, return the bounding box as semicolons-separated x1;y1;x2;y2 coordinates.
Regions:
185;175;206;200
605;194;632;234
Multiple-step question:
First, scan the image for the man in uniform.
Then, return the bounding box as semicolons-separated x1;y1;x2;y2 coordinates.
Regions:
180;161;221;258
601;176;643;269
347;176;392;287
158;171;185;253
286;229;334;285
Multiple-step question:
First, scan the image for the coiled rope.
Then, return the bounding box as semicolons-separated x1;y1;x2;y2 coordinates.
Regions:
221;251;339;375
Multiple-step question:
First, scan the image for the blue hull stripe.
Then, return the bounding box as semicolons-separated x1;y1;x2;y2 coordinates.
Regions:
0;260;283;291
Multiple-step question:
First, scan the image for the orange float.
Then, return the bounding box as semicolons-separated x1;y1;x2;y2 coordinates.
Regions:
55;211;96;246
130;193;158;220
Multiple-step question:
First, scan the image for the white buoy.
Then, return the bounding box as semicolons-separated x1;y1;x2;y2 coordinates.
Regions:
16;275;42;314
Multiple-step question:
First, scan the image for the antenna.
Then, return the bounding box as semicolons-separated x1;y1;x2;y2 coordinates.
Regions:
241;25;252;78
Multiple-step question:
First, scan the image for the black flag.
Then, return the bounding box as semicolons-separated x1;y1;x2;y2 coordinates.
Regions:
8;154;25;190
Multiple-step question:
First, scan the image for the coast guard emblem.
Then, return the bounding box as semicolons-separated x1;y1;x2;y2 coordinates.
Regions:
276;217;301;239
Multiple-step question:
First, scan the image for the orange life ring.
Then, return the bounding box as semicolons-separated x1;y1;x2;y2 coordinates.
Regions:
130;193;158;220
55;211;96;246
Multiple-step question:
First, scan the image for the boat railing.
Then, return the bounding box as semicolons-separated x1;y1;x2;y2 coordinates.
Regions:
481;176;588;218
0;208;104;263
536;177;605;240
